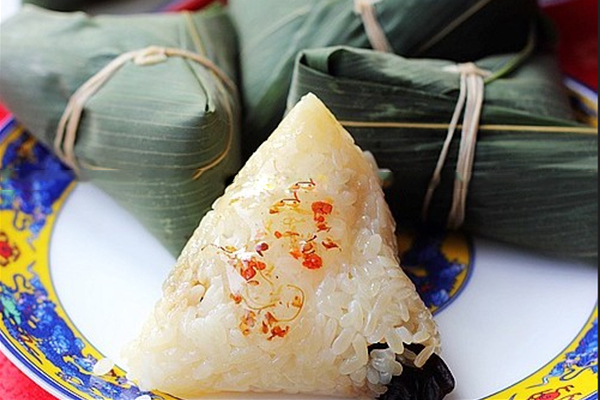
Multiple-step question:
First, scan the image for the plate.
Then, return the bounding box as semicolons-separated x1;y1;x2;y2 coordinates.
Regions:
0;109;598;400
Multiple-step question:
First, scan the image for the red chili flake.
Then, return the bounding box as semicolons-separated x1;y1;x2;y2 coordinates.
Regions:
275;231;300;239
247;258;267;272
290;249;303;260
269;207;280;215
312;201;333;217
322;239;339;250
256;260;267;271
292;296;303;308
265;312;278;326
241;266;257;281
312;201;333;231
302;253;323;270
269;325;290;340
230;294;243;304
255;242;269;256
261;321;269;334
317;223;330;232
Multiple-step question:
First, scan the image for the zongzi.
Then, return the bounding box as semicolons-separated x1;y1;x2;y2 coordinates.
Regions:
123;94;454;399
0;5;240;256
288;47;598;262
229;0;539;156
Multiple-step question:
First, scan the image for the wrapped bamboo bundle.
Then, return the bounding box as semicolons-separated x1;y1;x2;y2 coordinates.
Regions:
0;5;240;256
288;46;598;262
228;0;540;156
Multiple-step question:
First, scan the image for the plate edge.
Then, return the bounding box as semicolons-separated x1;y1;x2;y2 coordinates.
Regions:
0;331;77;400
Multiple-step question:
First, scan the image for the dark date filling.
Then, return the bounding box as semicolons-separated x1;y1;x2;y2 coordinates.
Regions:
369;344;455;400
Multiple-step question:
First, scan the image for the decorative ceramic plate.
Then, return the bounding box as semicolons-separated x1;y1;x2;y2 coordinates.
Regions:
0;104;598;400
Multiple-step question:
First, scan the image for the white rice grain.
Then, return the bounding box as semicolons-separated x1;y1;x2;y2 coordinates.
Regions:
415;346;436;369
92;358;114;376
332;329;355;356
350;367;368;384
385;328;405;355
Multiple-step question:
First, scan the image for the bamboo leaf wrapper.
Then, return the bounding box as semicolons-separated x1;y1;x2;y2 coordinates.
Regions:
0;6;241;256
288;47;598;262
229;0;539;156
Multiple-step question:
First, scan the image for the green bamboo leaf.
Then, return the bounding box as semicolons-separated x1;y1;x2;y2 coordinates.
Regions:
0;5;241;256
229;0;539;157
288;46;598;263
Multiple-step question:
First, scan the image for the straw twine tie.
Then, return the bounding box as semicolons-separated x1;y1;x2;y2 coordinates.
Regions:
422;62;491;230
354;0;392;53
55;45;236;178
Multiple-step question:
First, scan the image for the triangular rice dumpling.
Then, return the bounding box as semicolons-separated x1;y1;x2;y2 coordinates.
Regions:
124;95;452;399
0;6;240;256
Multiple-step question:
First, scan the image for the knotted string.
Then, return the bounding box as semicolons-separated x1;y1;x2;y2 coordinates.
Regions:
354;0;392;53
55;45;236;177
422;62;491;229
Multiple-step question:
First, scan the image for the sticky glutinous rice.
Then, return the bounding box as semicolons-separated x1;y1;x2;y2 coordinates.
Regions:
124;94;446;399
